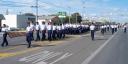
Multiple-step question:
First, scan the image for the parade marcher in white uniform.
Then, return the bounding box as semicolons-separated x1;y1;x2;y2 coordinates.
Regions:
111;24;115;34
35;22;40;41
1;24;9;47
47;22;53;41
57;24;62;39
90;23;95;40
101;25;105;35
40;22;46;41
61;24;65;38
30;22;35;40
26;23;33;48
123;24;127;33
52;23;57;40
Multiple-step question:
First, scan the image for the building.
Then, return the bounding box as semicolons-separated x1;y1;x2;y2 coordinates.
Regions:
0;14;5;32
2;14;36;29
38;15;59;24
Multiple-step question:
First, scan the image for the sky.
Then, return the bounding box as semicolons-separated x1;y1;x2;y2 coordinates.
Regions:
0;0;128;22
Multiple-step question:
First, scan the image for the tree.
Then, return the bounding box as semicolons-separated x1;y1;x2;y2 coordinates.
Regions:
71;12;82;23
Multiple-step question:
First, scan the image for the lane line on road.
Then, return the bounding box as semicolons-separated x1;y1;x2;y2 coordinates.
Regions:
81;31;118;64
49;53;73;64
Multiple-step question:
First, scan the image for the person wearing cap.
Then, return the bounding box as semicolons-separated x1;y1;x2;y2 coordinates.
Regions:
35;22;40;41
47;22;53;41
40;22;46;41
1;24;9;47
90;23;95;40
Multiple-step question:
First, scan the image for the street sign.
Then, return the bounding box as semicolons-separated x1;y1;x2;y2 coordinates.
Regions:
58;12;67;18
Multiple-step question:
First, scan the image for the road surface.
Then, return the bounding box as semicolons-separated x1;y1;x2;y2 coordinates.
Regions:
0;29;127;64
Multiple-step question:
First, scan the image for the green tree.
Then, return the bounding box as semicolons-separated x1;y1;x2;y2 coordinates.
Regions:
71;12;82;23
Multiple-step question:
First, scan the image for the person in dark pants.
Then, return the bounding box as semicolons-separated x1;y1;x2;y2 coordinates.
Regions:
30;22;35;41
101;25;105;35
52;23;57;40
124;25;127;33
40;22;46;41
1;24;8;47
111;25;115;34
47;22;53;41
90;23;95;40
61;24;65;38
35;22;40;41
57;24;62;39
26;23;33;48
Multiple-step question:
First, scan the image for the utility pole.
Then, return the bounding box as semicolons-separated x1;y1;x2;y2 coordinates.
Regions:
82;1;85;22
68;6;71;23
76;14;77;23
31;0;38;22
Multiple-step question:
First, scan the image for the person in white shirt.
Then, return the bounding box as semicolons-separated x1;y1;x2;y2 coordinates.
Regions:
111;25;115;34
30;22;35;40
57;24;62;39
47;22;53;41
52;23;57;40
101;25;105;35
107;25;110;31
61;24;65;38
40;22;46;41
104;25;107;33
35;22;40;41
1;24;9;47
123;24;127;33
26;23;33;48
90;23;95;40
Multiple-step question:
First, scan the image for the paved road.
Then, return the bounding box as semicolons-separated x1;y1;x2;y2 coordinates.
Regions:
0;31;115;64
84;29;128;64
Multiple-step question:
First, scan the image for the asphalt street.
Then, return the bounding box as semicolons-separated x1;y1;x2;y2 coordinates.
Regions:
0;30;126;64
86;29;128;64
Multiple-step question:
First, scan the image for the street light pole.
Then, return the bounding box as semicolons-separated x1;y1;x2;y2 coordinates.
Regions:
68;6;71;23
31;0;38;22
36;0;38;22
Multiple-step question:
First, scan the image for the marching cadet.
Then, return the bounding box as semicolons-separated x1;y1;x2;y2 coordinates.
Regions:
101;25;105;35
1;24;9;47
61;24;65;38
107;25;110;31
57;24;62;39
52;23;57;40
40;22;46;41
115;25;118;32
26;23;33;48
47;22;53;41
90;23;95;40
30;22;35;41
123;24;127;33
111;24;115;34
104;25;107;33
35;22;40;41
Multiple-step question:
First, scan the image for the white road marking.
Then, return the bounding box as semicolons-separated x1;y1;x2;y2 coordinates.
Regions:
33;52;62;64
19;51;49;62
81;31;118;64
49;53;73;64
19;51;71;64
